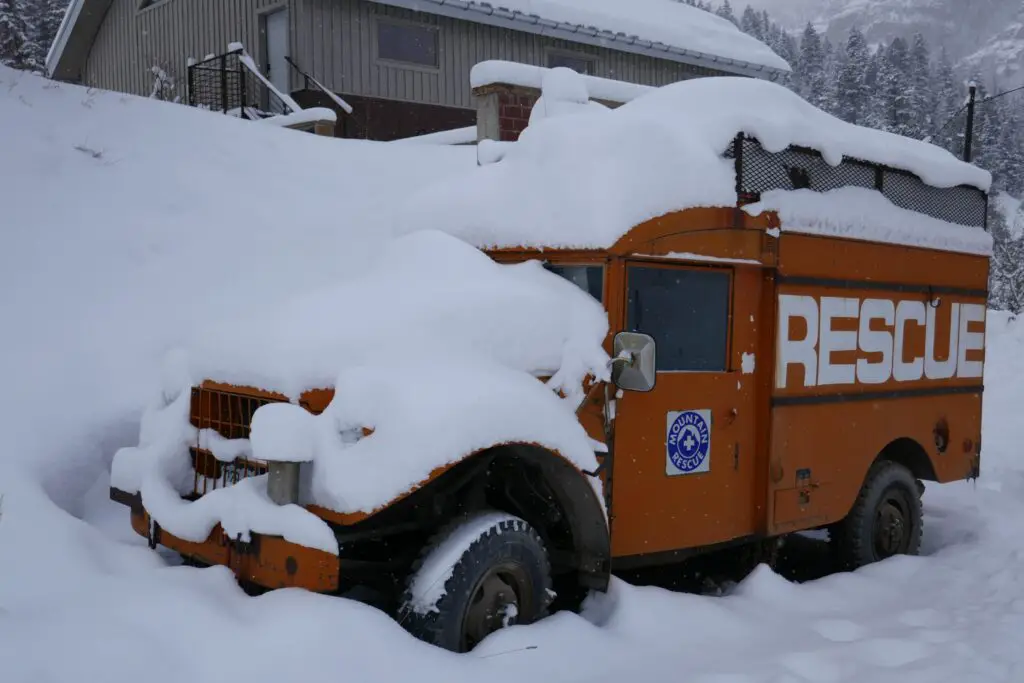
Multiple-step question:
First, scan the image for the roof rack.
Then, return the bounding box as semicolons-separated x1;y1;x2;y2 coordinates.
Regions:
726;134;988;231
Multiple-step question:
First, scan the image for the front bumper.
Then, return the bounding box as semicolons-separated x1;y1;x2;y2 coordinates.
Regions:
110;487;340;592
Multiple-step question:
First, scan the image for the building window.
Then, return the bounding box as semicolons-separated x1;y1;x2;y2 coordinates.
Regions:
626;266;731;372
546;51;596;75
544;263;604;303
377;20;439;68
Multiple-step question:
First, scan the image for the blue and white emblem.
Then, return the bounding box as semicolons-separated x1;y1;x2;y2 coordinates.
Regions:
666;409;712;476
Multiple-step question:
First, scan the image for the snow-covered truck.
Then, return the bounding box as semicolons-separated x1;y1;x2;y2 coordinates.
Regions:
108;76;993;653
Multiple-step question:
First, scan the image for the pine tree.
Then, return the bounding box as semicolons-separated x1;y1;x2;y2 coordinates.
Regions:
933;47;964;154
26;0;66;68
874;37;915;136
837;28;871;125
1004;237;1024;315
997;103;1024;196
715;0;738;26
0;0;33;70
907;33;934;139
740;5;764;41
820;36;841;115
795;22;826;107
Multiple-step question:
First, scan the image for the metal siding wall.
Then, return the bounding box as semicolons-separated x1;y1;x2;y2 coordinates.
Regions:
84;0;293;99
84;0;725;105
291;0;721;109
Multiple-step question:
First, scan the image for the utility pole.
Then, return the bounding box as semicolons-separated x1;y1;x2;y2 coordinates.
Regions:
964;84;977;163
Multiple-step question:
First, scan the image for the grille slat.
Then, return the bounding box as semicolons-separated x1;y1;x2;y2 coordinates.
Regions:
189;386;284;496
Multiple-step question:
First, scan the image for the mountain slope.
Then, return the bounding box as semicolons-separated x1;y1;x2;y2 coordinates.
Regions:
741;0;1024;87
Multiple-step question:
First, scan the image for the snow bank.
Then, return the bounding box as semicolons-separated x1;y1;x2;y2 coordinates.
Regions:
400;75;990;251
460;0;791;73
111;230;610;534
744;187;995;256
0;63;474;588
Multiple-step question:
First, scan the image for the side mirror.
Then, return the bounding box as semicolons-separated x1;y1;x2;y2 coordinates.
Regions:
611;332;657;392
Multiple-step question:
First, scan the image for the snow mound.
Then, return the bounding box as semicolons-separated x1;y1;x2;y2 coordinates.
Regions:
399;76;991;251
0;63;474;589
112;229;610;539
528;67;610;127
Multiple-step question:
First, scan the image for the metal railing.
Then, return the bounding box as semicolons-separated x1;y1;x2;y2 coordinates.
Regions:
187;47;294;119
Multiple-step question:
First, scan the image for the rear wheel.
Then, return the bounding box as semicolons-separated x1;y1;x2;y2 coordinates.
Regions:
398;511;553;653
830;460;923;571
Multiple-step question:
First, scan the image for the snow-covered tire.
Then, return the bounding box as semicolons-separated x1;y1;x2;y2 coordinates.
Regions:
830;460;923;571
398;511;553;653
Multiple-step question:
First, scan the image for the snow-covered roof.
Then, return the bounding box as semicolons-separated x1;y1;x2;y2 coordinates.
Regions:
374;0;791;78
397;74;992;252
48;0;790;84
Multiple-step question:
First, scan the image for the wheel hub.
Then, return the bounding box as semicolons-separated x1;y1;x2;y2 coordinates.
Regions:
464;570;521;648
875;499;908;557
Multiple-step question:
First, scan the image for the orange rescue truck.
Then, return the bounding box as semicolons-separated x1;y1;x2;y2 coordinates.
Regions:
110;134;990;653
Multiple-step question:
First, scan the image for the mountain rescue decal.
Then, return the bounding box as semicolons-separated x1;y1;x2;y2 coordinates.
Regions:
666;410;712;476
775;294;986;390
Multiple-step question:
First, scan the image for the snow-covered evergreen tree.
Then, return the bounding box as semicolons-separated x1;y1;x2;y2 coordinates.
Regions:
715;0;737;26
740;5;764;41
0;0;33;70
26;0;66;68
795;22;826;107
908;33;935;139
837;28;872;125
874;37;915;136
933;47;965;153
819;36;841;116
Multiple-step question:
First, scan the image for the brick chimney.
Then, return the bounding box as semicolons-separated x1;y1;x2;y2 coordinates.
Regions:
471;61;650;143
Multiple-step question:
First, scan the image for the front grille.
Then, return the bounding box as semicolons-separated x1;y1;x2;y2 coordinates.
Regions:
189;386;285;496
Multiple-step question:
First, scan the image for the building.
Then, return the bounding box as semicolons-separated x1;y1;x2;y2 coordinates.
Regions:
46;0;790;141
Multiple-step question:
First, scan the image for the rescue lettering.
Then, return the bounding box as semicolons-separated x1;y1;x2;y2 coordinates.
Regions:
775;295;986;390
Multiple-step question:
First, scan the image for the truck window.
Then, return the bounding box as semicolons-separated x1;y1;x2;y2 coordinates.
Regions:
626;266;731;372
544;264;604;303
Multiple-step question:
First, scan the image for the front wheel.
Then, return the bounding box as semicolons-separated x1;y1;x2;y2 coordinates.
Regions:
830;460;923;571
398;511;553;653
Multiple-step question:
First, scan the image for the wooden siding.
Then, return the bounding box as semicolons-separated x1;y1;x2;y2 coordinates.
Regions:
292;0;725;109
84;0;291;99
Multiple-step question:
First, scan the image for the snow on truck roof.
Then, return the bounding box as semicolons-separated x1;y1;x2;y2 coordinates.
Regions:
400;74;992;253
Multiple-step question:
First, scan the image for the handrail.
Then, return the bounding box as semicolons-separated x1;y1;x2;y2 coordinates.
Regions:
285;56;353;114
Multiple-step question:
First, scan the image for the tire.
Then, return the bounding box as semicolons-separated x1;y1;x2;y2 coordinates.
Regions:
830;460;923;571
398;511;553;653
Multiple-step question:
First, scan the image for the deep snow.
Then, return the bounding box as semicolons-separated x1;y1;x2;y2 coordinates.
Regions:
2;65;1024;683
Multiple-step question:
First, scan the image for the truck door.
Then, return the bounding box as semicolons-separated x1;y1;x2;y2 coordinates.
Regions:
609;260;760;560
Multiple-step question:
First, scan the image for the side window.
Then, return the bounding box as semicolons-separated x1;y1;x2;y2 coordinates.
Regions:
544;264;604;303
377;20;439;68
627;266;731;372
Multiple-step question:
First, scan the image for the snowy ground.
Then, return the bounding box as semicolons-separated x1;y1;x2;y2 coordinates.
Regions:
2;66;1024;683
